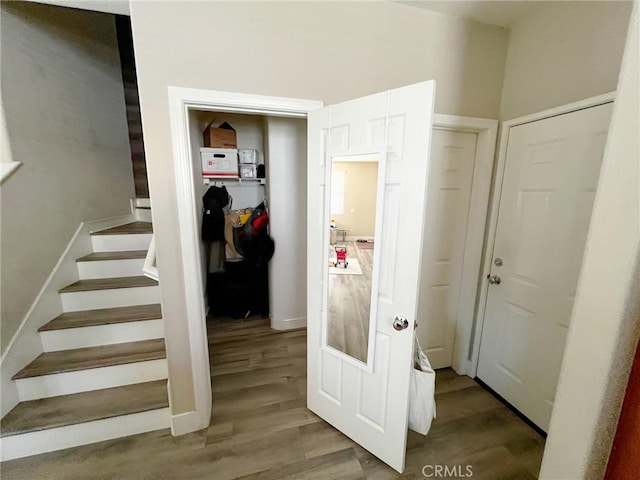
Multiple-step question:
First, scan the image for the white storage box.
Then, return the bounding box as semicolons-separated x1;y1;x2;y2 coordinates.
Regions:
238;149;258;164
201;148;238;178
240;164;257;179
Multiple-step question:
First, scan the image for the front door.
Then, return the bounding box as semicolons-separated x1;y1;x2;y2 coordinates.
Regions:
477;102;613;431
306;81;436;473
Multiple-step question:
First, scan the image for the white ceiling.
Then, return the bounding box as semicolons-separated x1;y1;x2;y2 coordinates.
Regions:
397;1;546;28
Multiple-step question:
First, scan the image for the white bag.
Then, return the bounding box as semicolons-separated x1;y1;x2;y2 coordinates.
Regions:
408;334;436;435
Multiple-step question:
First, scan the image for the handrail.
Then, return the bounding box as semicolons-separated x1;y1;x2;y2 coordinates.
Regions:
143;235;159;281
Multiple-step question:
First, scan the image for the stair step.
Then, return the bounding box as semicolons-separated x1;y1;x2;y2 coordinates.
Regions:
92;222;152;235
39;304;162;331
77;250;147;262
0;380;168;438
13;339;166;380
60;276;157;293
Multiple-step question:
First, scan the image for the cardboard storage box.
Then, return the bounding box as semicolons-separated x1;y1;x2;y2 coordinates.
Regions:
201;148;239;177
203;121;237;149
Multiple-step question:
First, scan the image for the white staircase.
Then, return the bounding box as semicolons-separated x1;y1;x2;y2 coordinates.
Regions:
0;221;170;461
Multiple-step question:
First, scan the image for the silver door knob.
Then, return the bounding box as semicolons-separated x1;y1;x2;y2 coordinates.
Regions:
393;316;409;331
487;274;502;285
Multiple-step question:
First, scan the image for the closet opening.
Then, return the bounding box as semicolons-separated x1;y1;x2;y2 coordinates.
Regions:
187;109;308;337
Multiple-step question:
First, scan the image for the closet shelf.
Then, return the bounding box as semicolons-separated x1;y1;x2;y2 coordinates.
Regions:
203;177;266;186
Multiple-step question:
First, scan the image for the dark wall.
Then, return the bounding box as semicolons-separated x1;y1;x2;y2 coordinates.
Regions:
116;16;148;198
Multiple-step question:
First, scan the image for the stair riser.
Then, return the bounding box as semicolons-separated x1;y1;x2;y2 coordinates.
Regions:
16;359;168;401
135;208;153;222
61;286;160;312
41;319;165;352
77;258;146;279
91;233;152;252
0;407;170;461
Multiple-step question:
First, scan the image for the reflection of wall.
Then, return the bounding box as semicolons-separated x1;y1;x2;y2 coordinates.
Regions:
332;162;378;238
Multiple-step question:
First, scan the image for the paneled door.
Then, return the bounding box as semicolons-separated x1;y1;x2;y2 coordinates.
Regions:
417;130;477;369
307;81;436;473
477;103;613;431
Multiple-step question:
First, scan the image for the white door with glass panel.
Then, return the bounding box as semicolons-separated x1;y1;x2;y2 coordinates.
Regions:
477;103;613;431
307;81;436;473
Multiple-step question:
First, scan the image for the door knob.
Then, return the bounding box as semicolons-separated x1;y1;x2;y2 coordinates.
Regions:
487;274;502;285
393;316;409;331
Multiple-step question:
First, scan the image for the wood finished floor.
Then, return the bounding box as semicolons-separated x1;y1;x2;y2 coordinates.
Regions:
328;242;373;363
0;317;545;479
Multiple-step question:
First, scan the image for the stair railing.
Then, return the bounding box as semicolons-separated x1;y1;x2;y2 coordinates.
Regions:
143;235;159;281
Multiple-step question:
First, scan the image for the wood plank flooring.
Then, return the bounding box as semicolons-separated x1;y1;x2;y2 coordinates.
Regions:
38;304;163;331
92;222;152;235
77;250;147;262
59;276;158;293
1;380;168;437
12;338;166;379
328;241;373;363
0;317;545;479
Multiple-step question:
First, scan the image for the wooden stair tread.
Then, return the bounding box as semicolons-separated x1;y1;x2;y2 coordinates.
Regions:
92;222;152;236
77;250;147;262
39;304;162;331
12;339;166;379
0;380;168;437
59;276;157;293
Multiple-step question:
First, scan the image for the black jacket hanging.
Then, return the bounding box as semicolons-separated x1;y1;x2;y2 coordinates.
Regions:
202;185;229;242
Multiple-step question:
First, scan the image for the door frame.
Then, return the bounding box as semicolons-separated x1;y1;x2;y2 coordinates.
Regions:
167;87;323;435
166;86;498;434
471;92;617;376
430;115;498;376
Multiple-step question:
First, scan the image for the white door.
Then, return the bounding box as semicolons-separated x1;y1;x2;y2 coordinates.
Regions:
477;103;613;431
307;81;436;473
417;129;478;369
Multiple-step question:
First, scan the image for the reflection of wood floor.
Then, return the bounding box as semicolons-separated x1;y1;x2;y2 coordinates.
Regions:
1;317;545;479
328;241;374;363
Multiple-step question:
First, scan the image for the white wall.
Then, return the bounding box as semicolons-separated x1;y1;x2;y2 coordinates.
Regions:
331;161;378;238
129;0;509;416
500;0;633;119
0;2;134;354
540;3;639;478
265;117;307;330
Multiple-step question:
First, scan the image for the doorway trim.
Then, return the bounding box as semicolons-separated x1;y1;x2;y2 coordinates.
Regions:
166;86;499;434
431;114;498;376
167;87;323;434
471;91;617;376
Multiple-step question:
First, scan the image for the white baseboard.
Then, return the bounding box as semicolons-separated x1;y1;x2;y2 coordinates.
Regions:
170;410;206;436
1;214;135;419
16;359;168;401
41;319;165;352
270;316;307;330
0;407;170;461
344;236;374;242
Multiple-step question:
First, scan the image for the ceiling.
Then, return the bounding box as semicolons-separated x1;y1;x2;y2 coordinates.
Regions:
396;1;546;28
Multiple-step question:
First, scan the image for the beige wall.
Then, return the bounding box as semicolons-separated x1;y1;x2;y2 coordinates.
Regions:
500;0;633;119
0;2;134;354
129;0;509;414
332;162;378;238
540;3;639;478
